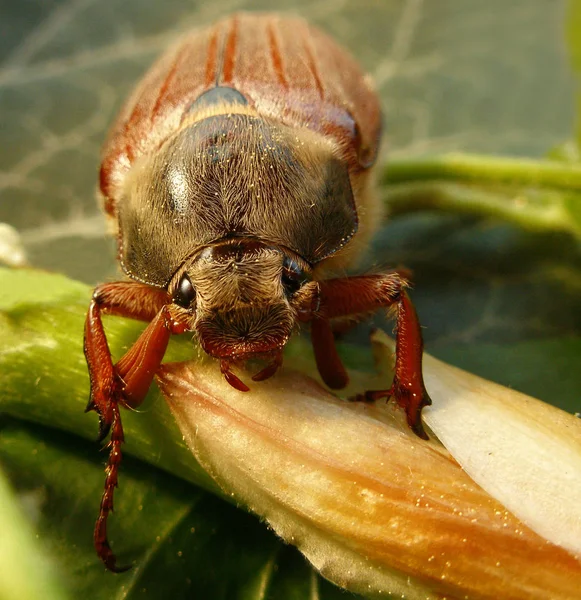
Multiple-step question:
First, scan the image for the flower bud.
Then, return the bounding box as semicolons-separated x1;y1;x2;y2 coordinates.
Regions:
157;335;581;599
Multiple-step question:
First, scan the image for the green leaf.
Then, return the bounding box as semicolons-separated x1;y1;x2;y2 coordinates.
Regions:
0;419;352;600
567;0;581;143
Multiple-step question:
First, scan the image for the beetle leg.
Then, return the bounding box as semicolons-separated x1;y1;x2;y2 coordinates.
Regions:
84;282;169;437
94;402;128;573
220;359;250;392
314;272;432;440
311;316;349;389
360;289;431;440
251;349;283;382
84;282;187;571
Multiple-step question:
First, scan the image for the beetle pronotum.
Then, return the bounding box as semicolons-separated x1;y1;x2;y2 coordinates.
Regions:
85;12;432;571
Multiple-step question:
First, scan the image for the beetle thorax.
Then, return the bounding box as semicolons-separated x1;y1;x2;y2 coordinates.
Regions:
117;113;357;287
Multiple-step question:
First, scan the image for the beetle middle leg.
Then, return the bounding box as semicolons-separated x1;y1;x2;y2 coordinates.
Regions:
311;272;432;440
84;281;187;571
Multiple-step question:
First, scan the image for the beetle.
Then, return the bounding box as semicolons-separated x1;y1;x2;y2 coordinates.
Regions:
85;12;432;572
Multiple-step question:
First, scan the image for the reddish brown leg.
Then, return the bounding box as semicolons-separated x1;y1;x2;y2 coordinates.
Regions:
84;282;169;439
252;349;284;382
220;359;250;392
84;281;187;571
312;272;432;439
311;316;348;389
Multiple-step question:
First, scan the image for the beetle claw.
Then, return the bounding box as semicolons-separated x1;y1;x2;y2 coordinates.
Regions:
356;380;431;441
388;378;431;441
97;416;112;443
96;522;132;574
104;552;132;574
348;392;375;403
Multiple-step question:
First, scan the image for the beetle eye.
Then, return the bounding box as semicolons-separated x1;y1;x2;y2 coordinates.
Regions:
281;256;308;297
174;274;196;308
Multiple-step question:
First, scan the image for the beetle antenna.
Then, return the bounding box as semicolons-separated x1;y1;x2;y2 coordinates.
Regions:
94;403;131;573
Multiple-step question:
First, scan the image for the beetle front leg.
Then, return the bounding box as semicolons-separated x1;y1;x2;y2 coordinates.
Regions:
84;282;187;571
315;273;432;440
361;288;431;440
84;282;170;438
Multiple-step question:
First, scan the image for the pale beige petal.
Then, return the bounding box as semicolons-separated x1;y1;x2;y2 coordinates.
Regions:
371;330;581;558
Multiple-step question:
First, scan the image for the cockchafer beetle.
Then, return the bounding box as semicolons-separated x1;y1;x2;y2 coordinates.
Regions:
85;12;432;571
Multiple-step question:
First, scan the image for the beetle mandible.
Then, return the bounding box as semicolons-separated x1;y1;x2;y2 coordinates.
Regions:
85;12;432;572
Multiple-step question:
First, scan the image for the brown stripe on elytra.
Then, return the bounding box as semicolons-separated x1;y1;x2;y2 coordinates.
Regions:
302;32;324;99
267;20;288;89
123;103;145;162
222;16;238;84
150;48;185;122
205;25;220;86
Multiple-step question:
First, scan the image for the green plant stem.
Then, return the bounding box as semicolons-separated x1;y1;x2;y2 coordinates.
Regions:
380;153;581;236
383;181;577;234
383;153;581;190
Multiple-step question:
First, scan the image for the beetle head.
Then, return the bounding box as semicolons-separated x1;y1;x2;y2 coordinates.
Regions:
169;239;318;389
